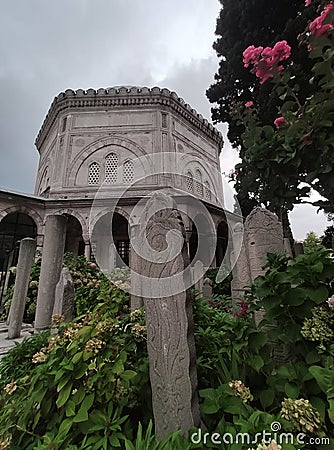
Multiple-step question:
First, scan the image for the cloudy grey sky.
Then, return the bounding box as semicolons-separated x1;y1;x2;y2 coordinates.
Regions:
0;0;329;240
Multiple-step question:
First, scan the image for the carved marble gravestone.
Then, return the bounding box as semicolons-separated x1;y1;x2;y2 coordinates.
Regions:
245;207;284;281
131;192;200;439
231;222;251;298
53;267;74;322
231;208;284;298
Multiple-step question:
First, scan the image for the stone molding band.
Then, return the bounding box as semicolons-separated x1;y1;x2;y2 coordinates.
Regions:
35;86;223;149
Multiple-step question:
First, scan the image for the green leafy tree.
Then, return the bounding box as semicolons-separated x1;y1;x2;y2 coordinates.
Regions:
228;1;334;216
207;0;315;148
207;0;318;239
321;225;334;249
303;231;323;253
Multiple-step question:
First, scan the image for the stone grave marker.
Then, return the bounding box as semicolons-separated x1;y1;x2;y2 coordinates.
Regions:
131;192;200;439
53;267;74;322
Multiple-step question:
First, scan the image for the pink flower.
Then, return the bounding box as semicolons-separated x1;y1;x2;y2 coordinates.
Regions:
309;3;334;36
305;0;311;6
243;45;263;68
272;40;291;61
274;116;285;128
90;262;97;269
256;64;274;84
243;41;291;84
245;101;254;107
240;301;249;315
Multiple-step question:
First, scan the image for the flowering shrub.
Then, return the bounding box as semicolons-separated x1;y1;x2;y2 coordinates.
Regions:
0;287;150;449
309;2;333;36
228;379;254;403
301;303;334;352
2;253;41;323
243;41;291;84
1;249;334;447
249;441;281;450
2;252;129;323
234;0;334;214
281;398;322;433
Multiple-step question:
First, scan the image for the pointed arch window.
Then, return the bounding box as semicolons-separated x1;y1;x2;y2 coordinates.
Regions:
105;153;118;184
185;171;193;192
88;162;100;185
123;160;134;184
195;169;203;196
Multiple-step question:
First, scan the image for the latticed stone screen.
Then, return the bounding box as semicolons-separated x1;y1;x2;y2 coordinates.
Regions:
123;160;134;183
105;153;118;183
195;169;203;196
205;181;211;200
88;162;100;185
185;172;193;192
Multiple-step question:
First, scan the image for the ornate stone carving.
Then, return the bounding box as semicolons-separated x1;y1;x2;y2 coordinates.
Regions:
245;207;284;281
53;267;74;322
132;192;200;439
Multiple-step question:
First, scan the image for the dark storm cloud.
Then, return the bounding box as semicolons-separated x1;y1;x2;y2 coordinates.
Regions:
0;0;327;238
0;0;219;192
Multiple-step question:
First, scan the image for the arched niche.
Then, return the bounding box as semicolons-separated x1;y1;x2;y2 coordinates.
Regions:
90;211;130;271
216;220;229;267
64;215;85;257
0;212;37;304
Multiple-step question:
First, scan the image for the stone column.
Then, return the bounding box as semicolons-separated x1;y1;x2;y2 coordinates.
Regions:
7;238;36;339
132;192;200;440
130;221;144;311
1;250;14;312
84;240;91;260
34;215;67;331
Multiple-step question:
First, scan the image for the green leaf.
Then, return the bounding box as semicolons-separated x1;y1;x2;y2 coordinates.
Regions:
305;351;321;365
72;386;86;405
56;382;73;408
74;363;88;380
310;396;327;421
124;441;135;450
73;392;95;423
285;382;299;398
260;389;275;409
32;386;48;403
308;286;329;303
109;435;121;447
72;351;83;364
285;288;307;306
201;402;220;414
248;331;267;350
277;365;294;380
57;417;73;440
250;355;264;372
57;374;71;392
309;365;334;393
328;399;334;424
120;370;137;382
66;399;76;417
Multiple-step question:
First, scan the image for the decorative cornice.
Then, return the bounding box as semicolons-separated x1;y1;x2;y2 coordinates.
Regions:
35;86;223;149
